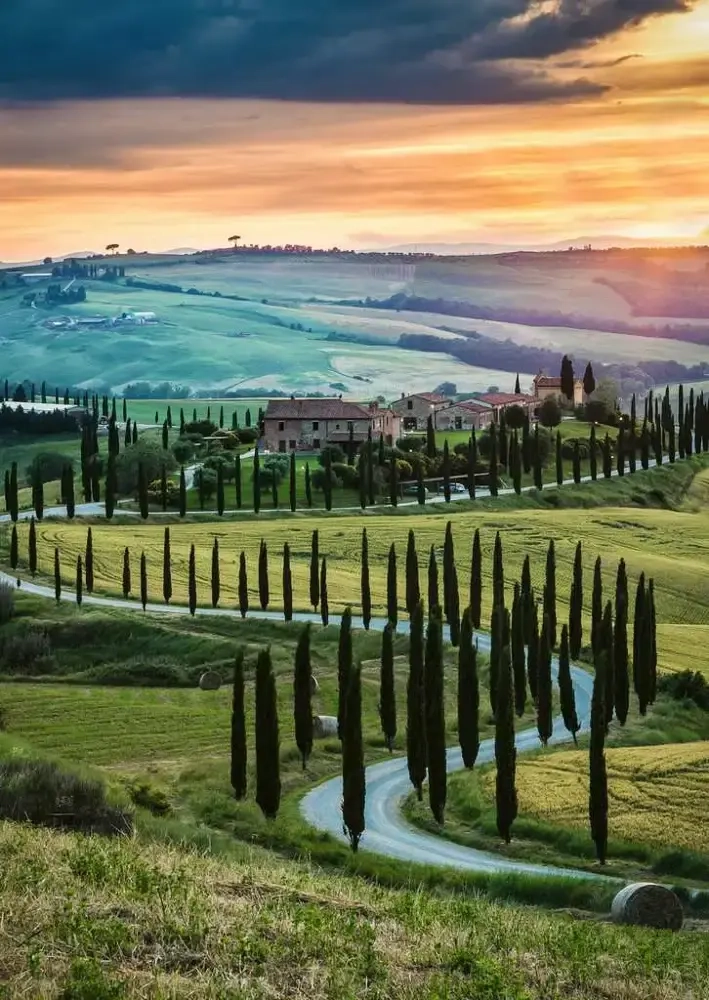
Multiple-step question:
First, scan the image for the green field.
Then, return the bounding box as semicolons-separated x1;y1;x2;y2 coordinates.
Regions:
122;397;270;428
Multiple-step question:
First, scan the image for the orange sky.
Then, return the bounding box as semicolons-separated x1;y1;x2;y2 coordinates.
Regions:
1;2;708;260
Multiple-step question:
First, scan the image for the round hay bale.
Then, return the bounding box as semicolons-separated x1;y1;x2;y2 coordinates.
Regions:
611;883;684;931
310;675;320;695
312;714;338;739
199;670;222;692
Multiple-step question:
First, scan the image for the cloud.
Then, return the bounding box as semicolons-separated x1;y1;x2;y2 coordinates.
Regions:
0;0;692;105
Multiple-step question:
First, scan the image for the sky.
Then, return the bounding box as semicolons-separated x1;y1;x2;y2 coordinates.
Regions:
1;0;708;260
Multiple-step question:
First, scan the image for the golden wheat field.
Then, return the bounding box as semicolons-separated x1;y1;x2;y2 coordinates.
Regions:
9;502;709;676
481;742;709;852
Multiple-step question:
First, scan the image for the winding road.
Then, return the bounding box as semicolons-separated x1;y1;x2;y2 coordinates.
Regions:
0;569;599;884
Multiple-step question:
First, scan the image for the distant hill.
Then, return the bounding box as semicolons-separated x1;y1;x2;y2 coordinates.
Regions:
377;235;707;255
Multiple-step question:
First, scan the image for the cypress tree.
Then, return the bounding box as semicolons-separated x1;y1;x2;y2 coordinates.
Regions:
3;469;9;514
323;448;333;511
492;530;504;608
162;527;172;604
458;609;480;767
569;541;583;660
179;467;186;518
138;462;148;519
28;517;37;576
522;415;532;474
32;473;44;522
407;600;427;798
85;527;94;593
65;464;75;519
632;572;645;701
305;462;313;508
258;539;269;610
230;651;247;799
320;558;329;627
342;663;365;851
140;551;148;611
253;446;261;514
387;542;398;627
602;601;615;729
499;410;508;470
426;414;436;458
640;422;650;470
238;551;248;619
428;544;439;617
589;424;597;480
390;455;399;507
255;648;281;820
470;528;482;629
495;639;517;843
76;555;83;607
544;538;557;648
166;405;172;429
572;439;581;484
442;521;455;624
616;426;625;476
216;463;225;516
282;543;293;622
416;459;425;506
558;624;579;743
533;424;543;490
294;625;313;770
510;432;521;494
648;578;658;707
405;529;419;616
337;607;353;740
678;385;685;458
628;422;637;473
380;622;397;751
668;421;676;463
378;433;385;467
425;610;446;823
589;650;608;863
442;440;451;503
309;529;320;609
211;537;220;608
9;524;18;571
162;420;169;450
527;599;539;702
602;433;612;478
117;543;131;599
54;547;61;604
367;433;375;506
537;612;553;745
489;603;502;713
467;432;477;498
521;554;533;645
515;372;521;394
188;544;197;616
289;452;297;512
511;583;527;717
124;417;132;449
591;556;603;657
360;528;372;630
234;454;242;510
132;422;138;446
614;559;629;725
488;422;499;497
449;561;461;647
555;431;563;486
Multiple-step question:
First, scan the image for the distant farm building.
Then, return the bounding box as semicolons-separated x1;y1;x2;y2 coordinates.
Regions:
390;392;451;431
120;311;157;325
533;373;584;407
1;400;84;419
263;398;401;453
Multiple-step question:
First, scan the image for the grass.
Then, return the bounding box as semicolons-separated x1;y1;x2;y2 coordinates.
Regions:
122;397;270;428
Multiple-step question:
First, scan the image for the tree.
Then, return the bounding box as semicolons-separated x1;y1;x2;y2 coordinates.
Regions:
442;440;451;503
177;466;186;518
238;551;248;619
442;521;455;625
282;543;293;622
188;544;197;616
320;558;329;627
511;584;527;717
309;530;319;609
514;372;521;395
76;555;83;607
616;427;625;477
361;528;372;630
560;355;575;402
467;432;477;499
425;611;446;823
510;432;521;494
428;544;439;614
163;527;172;604
337;607;353;740
493;530;504;608
536;613;553;746
614;559;630;725
231;651;247;799
28;517;37;577
558;625;580;743
258;539;269;610
342;663;365;852
407;601;427;799
589;424;597;481
387;543;398;628
499;410;508;470
495;639;517;844
589;650;609;863
294;625;313;770
210;537;220;609
137;462;149;519
470;528;482;629
253;446;261;514
405;529;419;616
380;623;397;751
572;439;581;484
390;455;399;507
85;527;94;593
8;463;17;523
216;462;225;516
54;548;61;604
539;397;562;428
555;431;563;486
569;541;583;660
289;452;297;512
544;539;557;649
601;601;615;730
488;422;499;497
521;555;533;645
140;551;148;611
304;463;313;508
527;600;539;702
591;556;603;657
583;361;596;398
602;433;613;479
255;648;281;820
426;414;436;458
110;537;130;602
458;609;480;768
633;573;647;712
32;473;44;522
9;524;18;571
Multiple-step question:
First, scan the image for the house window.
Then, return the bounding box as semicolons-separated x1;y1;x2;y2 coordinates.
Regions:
407;400;413;410
278;440;287;453
335;423;340;430
278;421;285;431
312;421;319;430
347;421;353;432
289;440;296;450
403;417;417;431
313;438;321;449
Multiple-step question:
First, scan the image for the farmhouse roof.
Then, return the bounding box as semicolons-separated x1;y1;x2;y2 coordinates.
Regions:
264;398;374;421
411;392;449;403
447;399;492;413
477;392;536;407
533;374;583;387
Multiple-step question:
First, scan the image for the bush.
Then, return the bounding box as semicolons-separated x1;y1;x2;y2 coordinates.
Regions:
561;438;590;460
332;462;359;489
658;670;709;711
0;583;14;625
318;444;345;467
504;404;527;429
0;628;54;675
26;451;71;485
538;397;562;428
585;399;616;426
311;467;342;492
184;419;216;437
195;467;218;500
0;759;133;835
172;439;194;464
237;427;259;444
126;778;171;816
396;436;425;453
115;439;177;495
203;454;236;481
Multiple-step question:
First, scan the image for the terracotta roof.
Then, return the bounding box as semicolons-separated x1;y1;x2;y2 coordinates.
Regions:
264;398;373;420
477;392;536;407
448;399;492;413
393;392;449;405
534;374;583;387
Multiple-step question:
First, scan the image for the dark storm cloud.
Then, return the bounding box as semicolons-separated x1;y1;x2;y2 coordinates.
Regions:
0;0;694;105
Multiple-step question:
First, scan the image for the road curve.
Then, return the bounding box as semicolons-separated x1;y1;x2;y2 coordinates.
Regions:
1;568;599;882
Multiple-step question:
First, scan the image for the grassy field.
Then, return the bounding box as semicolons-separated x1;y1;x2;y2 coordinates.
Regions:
123;397;270;427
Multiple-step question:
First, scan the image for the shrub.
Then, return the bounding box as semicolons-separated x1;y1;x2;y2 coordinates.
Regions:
0;583;14;625
332;462;360;489
237;427;259;444
561;438;590;460
311;467;342;492
504;404;526;429
172;439;194;464
0;628;54;674
0;759;133;836
538;397;562;428
126;778;171;816
203;454;236;480
183;419;216;437
396;436;425;453
318;444;345;467
115;439;177;494
26;451;70;484
658;670;709;711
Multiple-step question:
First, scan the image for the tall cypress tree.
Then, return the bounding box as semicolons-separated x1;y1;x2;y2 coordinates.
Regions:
495;639;517;844
132;422;138;446
9;524;18;571
253;446;261;514
309;529;320;610
470;528;482;630
493;530;504;609
258;539;269;610
614;559;629;725
648;579;658;707
544;539;557;648
527;599;539;702
255;648;281;820
488;422;499;497
238;551;248;619
304;462;313;508
533;424;543;490
162;420;169;450
121;545;131;600
217;463;225;516
442;521;455;624
511;583;527;717
425;610;446;824
337;607;353;740
591;556;603;656
342;663;365;852
442;439;451;503
380;622;397;751
602;434;612;478
416;459;425;506
32;473;44;522
85;527;94;593
76;555;83;607
555;431;563;486
405;529;420;616
65;464;75;519
28;517;37;577
617;426;626;477
138;462;149;519
320;558;329;627
387;542;398;627
323;448;333;511
521;554;533;645
510;432;521;494
234;454;242;510
294;625;313;770
230;651;247;799
536;612;553;745
282;543;293;622
407;600;427;798
569;541;583;660
589;650;608;863
558;624;579;743
178;467;186;518
54;547;61;604
458;609;480;767
426;414;436;458
140;551;148;611
390;455;399;507
602;601;615;730
572;439;581;484
289;451;297;512
162;527;172;604
522;415;532;474
428;544;439;613
211;537;220;608
361;528;372;629
589;424;598;480
489;603;502;713
188;544;197;616
449;556;461;648
467;432;477;499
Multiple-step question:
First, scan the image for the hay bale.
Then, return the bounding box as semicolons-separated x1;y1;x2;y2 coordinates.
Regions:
310;675;320;695
611;883;684;931
199;671;222;692
312;715;338;739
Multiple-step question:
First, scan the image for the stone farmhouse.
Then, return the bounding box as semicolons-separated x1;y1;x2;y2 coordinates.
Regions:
263;398;401;453
390;392;450;431
533;373;584;407
392;389;536;432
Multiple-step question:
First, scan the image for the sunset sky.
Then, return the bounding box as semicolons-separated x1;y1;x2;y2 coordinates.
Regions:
1;0;708;260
